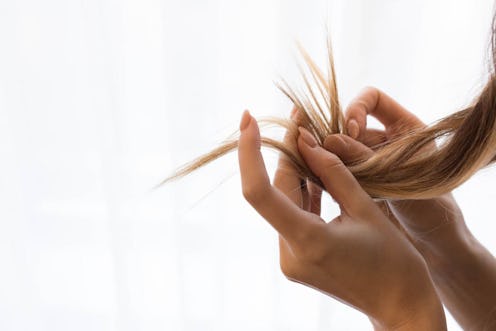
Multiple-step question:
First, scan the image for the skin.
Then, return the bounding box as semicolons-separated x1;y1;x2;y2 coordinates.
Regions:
339;87;496;330
237;109;446;330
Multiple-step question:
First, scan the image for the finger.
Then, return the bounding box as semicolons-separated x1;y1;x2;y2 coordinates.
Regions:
238;111;323;240
297;127;374;217
273;107;305;208
307;181;322;215
361;129;387;148
345;87;423;140
323;134;374;165
300;179;310;211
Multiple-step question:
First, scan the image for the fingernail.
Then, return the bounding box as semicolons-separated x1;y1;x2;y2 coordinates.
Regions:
298;127;317;147
240;110;251;131
347;119;359;139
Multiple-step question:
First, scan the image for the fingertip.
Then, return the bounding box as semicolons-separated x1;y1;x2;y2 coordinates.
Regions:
240;110;252;131
347;119;359;139
238;111;270;200
296;130;318;174
298;127;318;148
239;110;262;144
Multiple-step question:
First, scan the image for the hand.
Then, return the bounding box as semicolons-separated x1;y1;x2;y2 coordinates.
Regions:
342;86;464;241
237;109;446;330
338;87;496;330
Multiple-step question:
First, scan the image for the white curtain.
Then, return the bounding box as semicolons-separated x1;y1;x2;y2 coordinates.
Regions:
0;0;494;330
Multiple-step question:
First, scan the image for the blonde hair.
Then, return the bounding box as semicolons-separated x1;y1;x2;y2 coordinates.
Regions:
162;21;496;200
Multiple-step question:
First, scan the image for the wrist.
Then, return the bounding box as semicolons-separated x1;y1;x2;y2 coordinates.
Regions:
368;257;447;331
419;228;496;330
414;220;475;274
370;288;446;331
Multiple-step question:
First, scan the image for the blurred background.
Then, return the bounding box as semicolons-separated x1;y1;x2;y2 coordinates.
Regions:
0;0;495;330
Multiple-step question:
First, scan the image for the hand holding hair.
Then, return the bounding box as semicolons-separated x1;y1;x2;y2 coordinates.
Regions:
337;86;463;239
238;109;447;330
332;87;496;330
166;15;496;328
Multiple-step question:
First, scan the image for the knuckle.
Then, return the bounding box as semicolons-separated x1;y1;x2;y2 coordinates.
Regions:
292;226;329;263
320;154;344;174
348;199;380;220
295;224;321;243
294;243;328;264
361;85;379;95
346;86;379;116
273;161;296;185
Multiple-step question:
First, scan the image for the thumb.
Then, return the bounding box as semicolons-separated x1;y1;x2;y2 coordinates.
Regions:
297;127;375;217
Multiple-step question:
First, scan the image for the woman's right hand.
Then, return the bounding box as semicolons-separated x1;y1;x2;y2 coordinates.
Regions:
238;109;446;330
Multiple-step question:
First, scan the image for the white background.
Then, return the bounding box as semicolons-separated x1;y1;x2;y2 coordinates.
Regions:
0;0;495;330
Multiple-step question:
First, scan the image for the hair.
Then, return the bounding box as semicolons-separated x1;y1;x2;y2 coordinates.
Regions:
162;15;496;200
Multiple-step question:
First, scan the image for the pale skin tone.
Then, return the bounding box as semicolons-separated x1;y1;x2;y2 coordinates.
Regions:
341;87;496;330
238;109;446;330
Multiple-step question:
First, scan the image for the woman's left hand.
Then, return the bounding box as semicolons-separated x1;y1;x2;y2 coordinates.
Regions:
237;109;446;330
340;87;496;330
